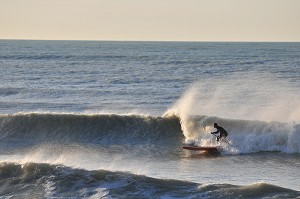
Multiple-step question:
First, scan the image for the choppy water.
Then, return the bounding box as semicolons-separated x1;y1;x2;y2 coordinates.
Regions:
0;40;299;198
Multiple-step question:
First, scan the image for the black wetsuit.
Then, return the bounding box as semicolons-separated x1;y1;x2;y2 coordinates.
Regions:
212;126;228;141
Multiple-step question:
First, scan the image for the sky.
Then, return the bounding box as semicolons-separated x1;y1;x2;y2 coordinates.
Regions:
1;0;300;42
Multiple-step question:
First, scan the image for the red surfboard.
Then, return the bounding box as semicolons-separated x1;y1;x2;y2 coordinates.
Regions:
182;146;219;153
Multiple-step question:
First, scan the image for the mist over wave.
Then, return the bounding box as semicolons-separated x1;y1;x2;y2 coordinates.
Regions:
167;72;300;123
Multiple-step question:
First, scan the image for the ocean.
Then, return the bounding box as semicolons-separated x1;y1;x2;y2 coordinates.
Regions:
0;40;299;198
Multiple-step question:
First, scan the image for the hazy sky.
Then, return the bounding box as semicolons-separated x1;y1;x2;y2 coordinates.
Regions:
1;0;300;41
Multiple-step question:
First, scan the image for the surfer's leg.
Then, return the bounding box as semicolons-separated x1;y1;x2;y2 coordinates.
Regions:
218;134;224;141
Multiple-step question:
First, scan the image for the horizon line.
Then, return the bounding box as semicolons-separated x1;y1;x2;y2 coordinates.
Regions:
1;38;300;43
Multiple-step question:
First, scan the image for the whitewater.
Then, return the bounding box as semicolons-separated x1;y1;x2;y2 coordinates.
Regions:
0;40;299;198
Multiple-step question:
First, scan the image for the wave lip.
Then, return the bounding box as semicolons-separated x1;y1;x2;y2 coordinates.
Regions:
0;162;299;199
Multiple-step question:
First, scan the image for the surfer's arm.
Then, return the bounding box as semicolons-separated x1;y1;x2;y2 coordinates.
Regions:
211;130;219;134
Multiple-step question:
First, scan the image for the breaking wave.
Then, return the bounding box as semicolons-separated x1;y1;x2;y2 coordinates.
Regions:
0;162;299;199
0;113;299;154
171;114;300;154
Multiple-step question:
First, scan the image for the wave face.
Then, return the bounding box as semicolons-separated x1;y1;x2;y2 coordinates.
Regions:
0;162;298;199
0;113;183;152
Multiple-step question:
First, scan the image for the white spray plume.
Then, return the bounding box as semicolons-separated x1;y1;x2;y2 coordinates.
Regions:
167;72;300;123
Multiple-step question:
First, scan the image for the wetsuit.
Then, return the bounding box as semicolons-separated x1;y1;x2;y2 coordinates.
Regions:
212;126;228;141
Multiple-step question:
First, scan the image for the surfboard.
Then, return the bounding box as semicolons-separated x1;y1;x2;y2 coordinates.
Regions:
182;146;219;153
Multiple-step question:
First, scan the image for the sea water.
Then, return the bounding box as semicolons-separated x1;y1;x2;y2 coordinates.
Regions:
0;40;299;198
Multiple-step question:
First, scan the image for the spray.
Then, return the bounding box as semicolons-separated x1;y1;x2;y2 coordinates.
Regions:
165;72;300;153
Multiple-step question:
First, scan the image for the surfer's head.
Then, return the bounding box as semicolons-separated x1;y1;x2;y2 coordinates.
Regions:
214;123;218;127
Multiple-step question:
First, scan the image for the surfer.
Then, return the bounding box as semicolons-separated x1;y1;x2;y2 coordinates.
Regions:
211;123;228;142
